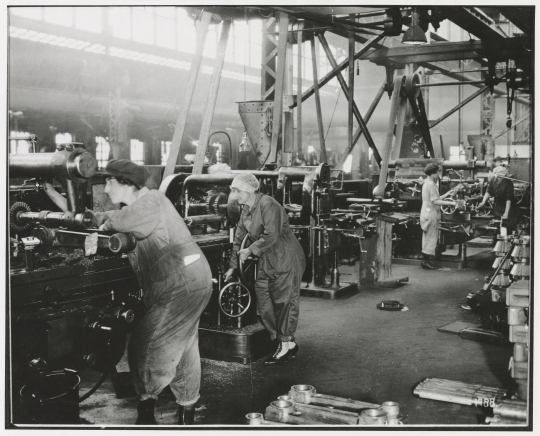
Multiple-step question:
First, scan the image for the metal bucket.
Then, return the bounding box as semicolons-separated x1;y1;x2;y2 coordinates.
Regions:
20;369;80;424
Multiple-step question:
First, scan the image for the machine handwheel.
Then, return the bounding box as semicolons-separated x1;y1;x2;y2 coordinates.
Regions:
218;281;251;318
441;197;458;215
238;234;258;289
514;187;524;205
476;198;494;217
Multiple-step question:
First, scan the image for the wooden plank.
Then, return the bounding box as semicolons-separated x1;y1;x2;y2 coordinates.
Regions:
375;218;392;282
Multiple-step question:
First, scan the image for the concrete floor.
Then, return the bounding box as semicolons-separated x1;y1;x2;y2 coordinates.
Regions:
77;260;515;427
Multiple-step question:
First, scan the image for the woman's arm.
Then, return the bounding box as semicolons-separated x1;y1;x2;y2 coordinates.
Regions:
228;217;248;271
502;200;512;219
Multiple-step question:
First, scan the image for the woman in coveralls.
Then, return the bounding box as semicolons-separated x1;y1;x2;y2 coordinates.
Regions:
224;173;306;364
420;163;457;270
477;164;520;237
94;160;213;425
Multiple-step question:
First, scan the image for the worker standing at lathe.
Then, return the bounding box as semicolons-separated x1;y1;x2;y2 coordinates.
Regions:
224;173;306;364
420;163;457;270
93;160;213;426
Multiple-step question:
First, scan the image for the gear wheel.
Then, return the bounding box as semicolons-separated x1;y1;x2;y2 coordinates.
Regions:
10;201;32;233
206;193;227;215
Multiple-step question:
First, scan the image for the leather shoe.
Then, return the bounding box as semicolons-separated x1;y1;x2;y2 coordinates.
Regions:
421;261;437;270
288;343;299;358
265;342;289;365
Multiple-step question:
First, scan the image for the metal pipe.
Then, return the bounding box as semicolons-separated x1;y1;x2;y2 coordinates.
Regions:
296;23;303;159
388;159;487;169
416;80;487;88
185;214;223;226
16;210;94;230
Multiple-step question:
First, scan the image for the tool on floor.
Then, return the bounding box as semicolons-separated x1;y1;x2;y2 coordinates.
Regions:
377;300;406;311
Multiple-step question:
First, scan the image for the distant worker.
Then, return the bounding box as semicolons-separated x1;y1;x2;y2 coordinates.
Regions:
94;160;213;425
420;163;457;270
477;164;520;236
224;173;306;364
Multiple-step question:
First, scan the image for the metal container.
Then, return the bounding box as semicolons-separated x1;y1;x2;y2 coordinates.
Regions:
510;261;529;280
269;399;295;416
511;243;530;261
491;272;510;288
492;235;512;256
492;256;512;271
381;401;400;418
289;384;317;403
514;343;528;362
359;408;387;425
278;395;296;406
508;306;527;326
246;412;264;425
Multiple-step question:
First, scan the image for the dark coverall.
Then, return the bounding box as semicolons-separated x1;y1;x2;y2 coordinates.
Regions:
230;193;306;342
488;177;520;235
96;188;212;406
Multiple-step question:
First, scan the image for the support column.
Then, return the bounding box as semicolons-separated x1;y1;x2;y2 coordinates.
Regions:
310;34;327;163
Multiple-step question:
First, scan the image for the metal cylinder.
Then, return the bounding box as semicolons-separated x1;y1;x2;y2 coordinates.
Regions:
108;233;137;254
16;210;93;230
245;412;264;425
9;149;97;182
185;214;223;226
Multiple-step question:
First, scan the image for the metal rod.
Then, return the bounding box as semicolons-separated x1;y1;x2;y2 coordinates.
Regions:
348;18;355;171
496;175;531;185
494;114;530;139
57;230;110;238
416;80;486;88
263;26;330;35
310;34;327;163
429;86;488;128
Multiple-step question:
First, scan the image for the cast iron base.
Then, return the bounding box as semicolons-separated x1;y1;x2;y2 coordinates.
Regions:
300;282;359;299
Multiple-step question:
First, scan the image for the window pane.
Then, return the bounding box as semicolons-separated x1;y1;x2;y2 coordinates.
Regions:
130;139;144;164
56;133;73;144
10;7;42;20
177;9;195;54
75;7;101;33
110;7;130;40
95;136;110;169
156;16;175;49
133;7;154;44
161;141;171;165
44;7;73;27
9;131;32;154
156;7;176;19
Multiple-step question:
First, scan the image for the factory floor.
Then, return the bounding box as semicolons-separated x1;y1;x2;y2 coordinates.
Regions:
77;255;514;427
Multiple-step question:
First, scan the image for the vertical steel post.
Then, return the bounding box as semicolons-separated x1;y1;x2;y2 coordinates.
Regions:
310;34;327;163
163;12;211;181
296;23;303;159
348;15;355;167
193;19;232;174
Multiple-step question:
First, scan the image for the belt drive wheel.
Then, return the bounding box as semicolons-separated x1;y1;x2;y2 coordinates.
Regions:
238;233;258;290
404;73;421;99
10;201;32;232
218;281;251;318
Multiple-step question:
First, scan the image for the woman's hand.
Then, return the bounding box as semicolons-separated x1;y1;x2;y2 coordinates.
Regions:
238;248;251;263
476;202;485;210
224;268;235;282
502;213;509;220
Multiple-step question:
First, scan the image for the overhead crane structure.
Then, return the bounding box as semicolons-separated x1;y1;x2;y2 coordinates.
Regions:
162;6;531;190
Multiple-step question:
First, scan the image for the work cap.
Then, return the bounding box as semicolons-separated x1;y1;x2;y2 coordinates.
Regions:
231;173;259;193
104;159;148;189
424;163;440;175
493;165;508;177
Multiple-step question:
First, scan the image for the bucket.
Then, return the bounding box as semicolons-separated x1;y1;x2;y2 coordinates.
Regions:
20;369;80;424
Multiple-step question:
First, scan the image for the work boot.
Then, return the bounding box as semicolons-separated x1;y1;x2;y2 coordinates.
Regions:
265;341;289;365
177;404;195;425
135;398;157;425
421;253;437;270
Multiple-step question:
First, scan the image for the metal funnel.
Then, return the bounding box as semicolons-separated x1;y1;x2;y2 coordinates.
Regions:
238;101;273;165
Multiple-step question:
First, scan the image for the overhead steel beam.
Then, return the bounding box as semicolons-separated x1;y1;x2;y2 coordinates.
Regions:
499;7;533;35
442;7;508;40
364;38;531;67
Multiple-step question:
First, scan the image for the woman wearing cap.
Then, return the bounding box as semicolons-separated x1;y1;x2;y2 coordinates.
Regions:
477;164;520;236
224;173;306;364
420;163;458;270
94;159;213;425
